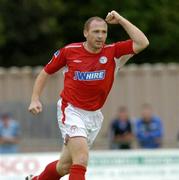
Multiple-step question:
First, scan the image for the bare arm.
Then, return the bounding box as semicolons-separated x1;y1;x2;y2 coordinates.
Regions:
105;10;149;54
28;69;50;115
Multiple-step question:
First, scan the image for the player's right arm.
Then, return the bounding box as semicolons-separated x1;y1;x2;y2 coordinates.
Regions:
28;70;49;115
29;48;67;115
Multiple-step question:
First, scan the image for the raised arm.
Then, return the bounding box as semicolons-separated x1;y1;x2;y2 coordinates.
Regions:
105;10;149;53
28;69;50;115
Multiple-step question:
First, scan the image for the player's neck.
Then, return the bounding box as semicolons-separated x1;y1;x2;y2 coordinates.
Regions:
83;42;102;54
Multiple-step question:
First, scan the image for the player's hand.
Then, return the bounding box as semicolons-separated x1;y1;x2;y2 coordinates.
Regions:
105;10;122;24
28;100;42;115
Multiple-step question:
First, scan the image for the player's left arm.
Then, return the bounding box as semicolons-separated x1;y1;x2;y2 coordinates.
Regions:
106;10;149;54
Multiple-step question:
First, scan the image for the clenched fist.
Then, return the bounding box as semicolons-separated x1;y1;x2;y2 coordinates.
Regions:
105;10;122;24
28;100;42;115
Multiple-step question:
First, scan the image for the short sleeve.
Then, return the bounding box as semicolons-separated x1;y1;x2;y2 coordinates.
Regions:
114;39;135;58
44;47;67;74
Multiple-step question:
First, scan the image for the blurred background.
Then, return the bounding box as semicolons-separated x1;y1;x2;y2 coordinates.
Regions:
0;0;179;180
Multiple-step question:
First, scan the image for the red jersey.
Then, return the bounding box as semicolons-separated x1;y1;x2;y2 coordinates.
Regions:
44;40;135;111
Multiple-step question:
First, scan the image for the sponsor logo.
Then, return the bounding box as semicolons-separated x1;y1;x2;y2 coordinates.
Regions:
99;56;108;64
74;70;106;81
0;158;39;174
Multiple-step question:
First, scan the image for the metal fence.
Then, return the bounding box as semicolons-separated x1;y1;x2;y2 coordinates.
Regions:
0;63;179;151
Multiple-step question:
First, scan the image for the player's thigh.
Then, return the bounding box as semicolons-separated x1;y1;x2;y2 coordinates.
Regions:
57;145;72;175
67;137;89;167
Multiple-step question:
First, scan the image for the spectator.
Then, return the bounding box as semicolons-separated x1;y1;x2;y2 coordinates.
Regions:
0;113;21;154
109;106;133;149
135;104;164;149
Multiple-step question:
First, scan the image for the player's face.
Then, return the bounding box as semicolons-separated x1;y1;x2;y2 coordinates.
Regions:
84;20;107;51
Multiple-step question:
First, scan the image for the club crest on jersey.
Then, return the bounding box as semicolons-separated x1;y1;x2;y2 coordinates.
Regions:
99;56;108;64
74;70;106;81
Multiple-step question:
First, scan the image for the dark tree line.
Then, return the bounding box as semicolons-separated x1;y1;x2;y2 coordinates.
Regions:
0;0;178;67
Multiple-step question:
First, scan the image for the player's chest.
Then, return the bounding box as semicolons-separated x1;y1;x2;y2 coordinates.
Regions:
66;53;115;71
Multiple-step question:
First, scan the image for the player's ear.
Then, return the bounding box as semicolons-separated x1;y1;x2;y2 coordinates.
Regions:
83;30;88;38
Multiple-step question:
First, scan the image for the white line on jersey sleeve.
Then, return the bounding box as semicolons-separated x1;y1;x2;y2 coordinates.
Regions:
65;45;82;48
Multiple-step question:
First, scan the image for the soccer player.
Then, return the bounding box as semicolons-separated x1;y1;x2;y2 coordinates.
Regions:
27;10;149;180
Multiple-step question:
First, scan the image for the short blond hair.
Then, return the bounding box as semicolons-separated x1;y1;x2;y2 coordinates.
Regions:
84;16;106;31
